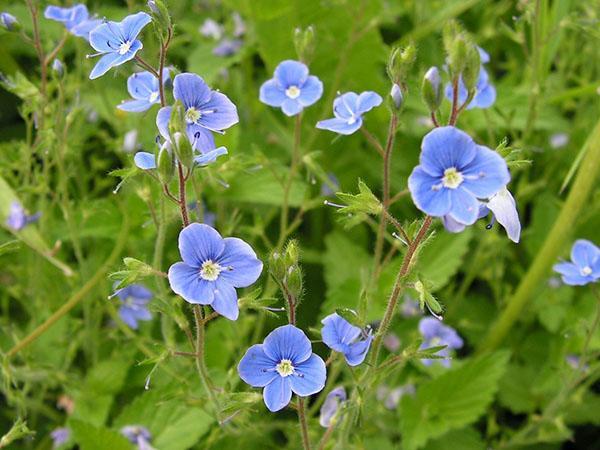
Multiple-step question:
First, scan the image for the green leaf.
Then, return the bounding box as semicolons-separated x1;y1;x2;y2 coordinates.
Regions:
69;419;131;450
399;351;509;450
422;427;485;450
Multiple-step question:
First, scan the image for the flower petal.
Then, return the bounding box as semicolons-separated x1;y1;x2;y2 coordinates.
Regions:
134;152;156;170
238;344;278;387
186;123;216;152
571;240;600;269
470;83;496;109
408;167;452;217
486;188;520;243
118;99;153;113
281;99;303;116
168;262;215;304
89;52;123;79
553;262;591;286
344;335;373;366
448;187;480;225
127;71;156;100
316;117;362;135
70;18;102;40
194;147;228;166
263;376;292;412
198;92;239;132
178;223;225;266
297;75;323;106
89;21;121;53
217;237;263;287
356;91;383;114
120;12;152;41
290;354;326;396
173;73;212;109
156;106;172;141
332;92;359;119
211;280;239;320
274;60;308;88
442;214;467;233
259;79;287;107
263;325;312;364
321;313;361;351
461;145;510;198
420;126;477;177
119;307;139;329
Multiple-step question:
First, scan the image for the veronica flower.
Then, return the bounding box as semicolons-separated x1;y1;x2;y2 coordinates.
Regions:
444;47;496;109
553;239;600;286
260;60;323;116
120;425;153;450
88;12;151;79
383;333;401;352
1;12;18;31
401;296;421;318
110;284;153;329
319;387;346;427
199;18;223;40
168;223;262;320
232;12;245;37
213;38;243;57
408;126;510;226
238;325;326;412
418;317;463;367
123;129;139;152
44;4;101;41
118;69;170;113
550;132;569;149
50;427;71;449
316;91;382;135
321;313;373;366
376;384;415;410
6;201;40;231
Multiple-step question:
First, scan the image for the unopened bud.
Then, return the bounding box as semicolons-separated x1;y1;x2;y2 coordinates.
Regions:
52;59;64;78
284;240;300;267
157;142;174;184
285;265;303;300
293;26;315;63
147;0;171;40
422;66;442;112
462;44;481;92
269;251;286;282
390;83;403;110
0;12;19;31
173;132;194;169
387;44;416;85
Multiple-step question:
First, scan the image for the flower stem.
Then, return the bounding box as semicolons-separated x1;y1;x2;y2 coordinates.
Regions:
177;163;190;227
479;117;600;352
278;114;302;249
157;27;172;107
297;397;312;450
448;76;459;126
193;305;221;420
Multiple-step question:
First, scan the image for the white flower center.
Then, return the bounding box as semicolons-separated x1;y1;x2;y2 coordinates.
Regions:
347;116;357;125
581;266;592;276
200;260;222;281
285;85;301;99
276;359;294;377
442;167;464;189
148;91;159;103
118;41;132;55
185;107;201;124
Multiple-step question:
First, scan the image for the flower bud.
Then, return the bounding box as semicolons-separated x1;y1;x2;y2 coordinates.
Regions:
390;83;403;110
0;12;20;31
293;26;316;63
269;251;287;282
147;0;171;41
284;239;300;267
52;59;64;78
157;142;174;184
387;43;416;85
461;44;481;93
285;265;303;300
173;132;194;169
421;66;442;112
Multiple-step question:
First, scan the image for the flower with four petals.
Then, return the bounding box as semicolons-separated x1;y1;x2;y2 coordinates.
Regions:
554;240;600;286
316;91;382;135
321;312;373;366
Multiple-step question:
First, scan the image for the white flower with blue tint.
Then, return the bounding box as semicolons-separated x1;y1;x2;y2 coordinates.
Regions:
50;427;71;448
168;223;263;320
418;317;463;367
6;201;40;231
444;47;496;109
238;324;326;412
316;91;382;135
321;313;373;366
120;425;153;450
319;387;346;427
44;4;101;41
1;12;19;31
111;284;153;329
260;60;323;116
554;240;600;286
88;12;151;79
408;126;510;226
118;69;170;113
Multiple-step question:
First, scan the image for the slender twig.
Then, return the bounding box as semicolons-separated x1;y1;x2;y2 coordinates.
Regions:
360;127;385;157
389;189;409;206
134;55;160;78
44;32;69;66
448;77;460;126
430;111;440;127
381;208;410;245
193;305;221;418
177;163;190;227
278;114;302;249
298;398;311;450
162;183;179;204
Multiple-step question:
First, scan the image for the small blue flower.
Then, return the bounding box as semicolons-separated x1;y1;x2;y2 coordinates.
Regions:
44;4;101;41
408;126;510;225
199;18;223;40
213;38;243;57
1;12;18;31
6;201;40;231
260;60;323;116
321;313;373;366
238;324;326;412
118;69;170;113
50;427;71;448
120;425;152;450
400;296;421;318
316;91;382;135
88;12;151;79
444;47;496;110
376;384;415;410
418;317;463;367
111;284;153;329
553;240;600;286
319;386;346;427
168;223;262;320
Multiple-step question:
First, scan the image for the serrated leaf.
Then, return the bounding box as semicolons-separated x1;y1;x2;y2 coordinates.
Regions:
399;351;509;450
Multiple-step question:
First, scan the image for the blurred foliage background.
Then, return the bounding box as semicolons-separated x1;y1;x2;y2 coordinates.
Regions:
0;0;599;449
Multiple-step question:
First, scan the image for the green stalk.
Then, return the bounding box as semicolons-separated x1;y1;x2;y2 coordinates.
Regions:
479;117;600;352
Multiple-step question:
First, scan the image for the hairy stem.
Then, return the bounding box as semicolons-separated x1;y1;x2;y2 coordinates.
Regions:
177;163;190;227
298;397;312;450
193;305;221;419
278;115;302;249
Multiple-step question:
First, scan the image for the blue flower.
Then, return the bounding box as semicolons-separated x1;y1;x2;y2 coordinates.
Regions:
319;386;346;427
238;324;326;412
1;12;18;31
408;126;510;225
156;73;238;152
400;295;421;318
88;12;151;79
6;201;40;231
316;91;382;135
118;69;170;113
321;313;373;366
120;425;152;450
553;240;600;286
50;427;71;448
260;60;323;116
168;223;262;320
111;284;153;329
213;38;243;57
44;4;101;41
376;384;415;410
418;317;463;367
444;47;496;110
